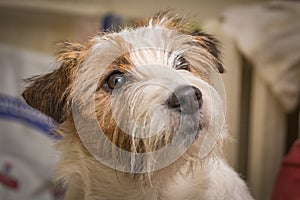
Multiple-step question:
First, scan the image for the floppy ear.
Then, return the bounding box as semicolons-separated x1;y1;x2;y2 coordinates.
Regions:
191;30;224;73
22;42;83;123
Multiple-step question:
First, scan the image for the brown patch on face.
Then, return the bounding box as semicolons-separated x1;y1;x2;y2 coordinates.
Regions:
94;53;137;152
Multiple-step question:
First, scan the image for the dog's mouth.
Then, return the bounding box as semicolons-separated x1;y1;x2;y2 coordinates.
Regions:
96;102;203;154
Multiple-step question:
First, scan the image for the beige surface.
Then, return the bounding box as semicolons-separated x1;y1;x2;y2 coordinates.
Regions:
0;0;265;54
248;70;286;200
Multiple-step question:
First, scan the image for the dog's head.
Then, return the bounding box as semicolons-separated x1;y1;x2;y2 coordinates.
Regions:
22;13;226;174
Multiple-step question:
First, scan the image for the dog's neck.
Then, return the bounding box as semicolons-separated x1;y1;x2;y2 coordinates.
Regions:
55;119;218;200
58;153;170;200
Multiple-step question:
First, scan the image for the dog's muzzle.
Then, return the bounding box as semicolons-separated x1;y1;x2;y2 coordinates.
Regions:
167;85;203;114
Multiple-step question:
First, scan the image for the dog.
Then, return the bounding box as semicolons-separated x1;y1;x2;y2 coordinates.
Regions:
22;13;253;200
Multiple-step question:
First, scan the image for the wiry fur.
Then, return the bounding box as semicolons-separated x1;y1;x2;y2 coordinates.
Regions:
22;13;253;200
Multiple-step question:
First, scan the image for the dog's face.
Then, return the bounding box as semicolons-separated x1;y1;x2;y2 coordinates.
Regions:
22;14;225;175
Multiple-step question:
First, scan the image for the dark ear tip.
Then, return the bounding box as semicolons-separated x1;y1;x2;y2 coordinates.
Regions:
218;64;225;74
21;87;32;106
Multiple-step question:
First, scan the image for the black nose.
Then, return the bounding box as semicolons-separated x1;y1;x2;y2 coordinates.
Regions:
167;85;203;114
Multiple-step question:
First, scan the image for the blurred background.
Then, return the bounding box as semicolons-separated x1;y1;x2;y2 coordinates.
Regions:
0;0;299;200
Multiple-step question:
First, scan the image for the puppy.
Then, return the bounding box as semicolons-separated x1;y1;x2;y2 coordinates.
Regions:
22;13;253;200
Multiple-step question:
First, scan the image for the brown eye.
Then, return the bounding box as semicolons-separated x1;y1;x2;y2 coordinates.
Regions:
174;56;190;71
106;71;126;90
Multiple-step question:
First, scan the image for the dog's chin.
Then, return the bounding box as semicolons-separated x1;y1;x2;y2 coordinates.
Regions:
114;112;204;177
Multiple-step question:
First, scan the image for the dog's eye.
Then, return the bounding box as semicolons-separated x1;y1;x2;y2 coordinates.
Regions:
174;56;190;71
106;71;126;90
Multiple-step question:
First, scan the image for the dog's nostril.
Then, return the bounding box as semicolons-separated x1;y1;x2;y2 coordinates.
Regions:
194;86;202;101
168;92;180;108
167;85;203;114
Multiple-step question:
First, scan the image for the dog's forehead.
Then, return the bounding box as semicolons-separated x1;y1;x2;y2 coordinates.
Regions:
96;26;188;52
93;26;192;68
119;27;181;48
85;23;221;78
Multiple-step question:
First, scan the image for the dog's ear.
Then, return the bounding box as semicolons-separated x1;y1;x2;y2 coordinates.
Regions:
190;30;224;73
22;42;83;123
